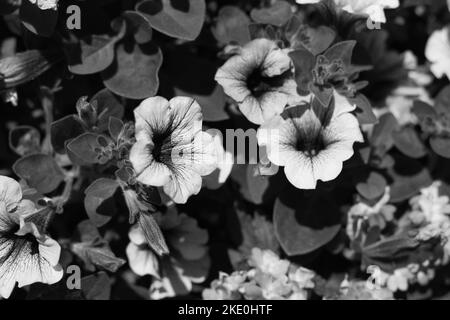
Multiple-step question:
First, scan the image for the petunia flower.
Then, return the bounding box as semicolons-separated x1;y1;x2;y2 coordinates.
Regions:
296;0;399;23
0;175;63;299
257;92;363;190
425;27;450;80
130;96;217;204
215;39;306;125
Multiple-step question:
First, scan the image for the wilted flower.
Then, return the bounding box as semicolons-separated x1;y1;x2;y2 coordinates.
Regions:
425;27;450;80
0;175;63;299
28;0;58;10
215;39;305;125
130;96;217;204
0;50;57;90
296;0;399;23
258;92;363;189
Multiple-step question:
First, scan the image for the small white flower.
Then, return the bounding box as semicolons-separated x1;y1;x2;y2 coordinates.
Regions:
425;27;450;80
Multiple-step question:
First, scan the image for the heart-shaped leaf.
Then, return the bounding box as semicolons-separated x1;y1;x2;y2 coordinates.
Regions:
356;171;387;200
393;127;427;159
13;153;64;194
91;88;124;131
102;41;162;99
84;178;121;227
136;0;206;41
250;1;293;27
51;115;86;154
212;6;251;46
323;41;356;68
430;136;450;158
273;186;341;256
67;133;111;165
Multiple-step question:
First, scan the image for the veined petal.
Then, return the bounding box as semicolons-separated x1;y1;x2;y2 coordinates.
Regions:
284;153;317;190
163;170;202;204
0;175;22;212
126;242;159;277
134;96;171;139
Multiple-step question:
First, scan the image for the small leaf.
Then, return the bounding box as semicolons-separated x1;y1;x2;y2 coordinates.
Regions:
67;133;110;165
246;165;270;205
430;136;450;158
390;167;432;203
51;115;86;154
102;41;162;100
411;100;436;121
434;85;450;114
174;85;229;122
81;272;111;300
212;6;251;46
289;47;316;95
91;88;124;132
274;186;341;256
136;0;206;41
370;113;398;151
323;41;356;67
250;1;293;27
393;127;427;159
356;171;387;200
108;117;124;141
84;178;121;227
349;94;377;125
13;153;64;194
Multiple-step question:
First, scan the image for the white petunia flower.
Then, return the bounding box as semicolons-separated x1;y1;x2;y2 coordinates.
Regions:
129;96;217;204
425;27;450;80
296;0;399;23
0;176;63;299
215;39;306;125
257;92;363;190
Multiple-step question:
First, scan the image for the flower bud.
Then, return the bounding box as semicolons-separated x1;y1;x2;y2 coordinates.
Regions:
76;96;98;128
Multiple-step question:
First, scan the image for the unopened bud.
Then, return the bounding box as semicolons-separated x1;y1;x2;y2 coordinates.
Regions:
76;97;98;128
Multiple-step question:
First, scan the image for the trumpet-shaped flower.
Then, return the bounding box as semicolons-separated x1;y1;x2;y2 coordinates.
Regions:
296;0;399;23
130;96;217;204
425;27;450;80
258;92;363;190
215;39;305;125
0;176;63;299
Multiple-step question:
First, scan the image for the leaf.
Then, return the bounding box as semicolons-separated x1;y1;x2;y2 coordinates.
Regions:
246;165;270;205
411;100;436;121
356;171;387;200
19;0;58;37
84;178;121;227
51;115;86;154
273;186;341;256
430;136;450;158
112;11;154;44
212;6;251;46
174;85;229;122
9;126;41;156
67;34;120;75
289;47;316;95
390;167;432;203
393;127;427;159
370;112;398;152
323;41;356;67
13;153;64;194
349;94;377;125
81;272;111;300
102;41;162;99
108;117;124;141
298;26;337;55
250;1;293;27
72;220;126;273
310;83;333;108
67;133;110;165
138;212;169;256
136;0;206;41
91;88;124;131
434;85;450;114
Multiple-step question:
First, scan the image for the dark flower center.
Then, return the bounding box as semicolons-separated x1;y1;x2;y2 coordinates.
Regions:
246;68;290;98
151;130;172;163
